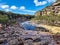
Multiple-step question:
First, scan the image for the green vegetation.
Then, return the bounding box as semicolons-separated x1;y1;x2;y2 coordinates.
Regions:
31;14;60;33
0;10;34;25
33;14;60;26
0;10;34;19
0;15;9;24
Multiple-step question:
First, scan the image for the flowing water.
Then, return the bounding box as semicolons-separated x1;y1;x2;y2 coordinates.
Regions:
20;21;49;32
20;21;36;30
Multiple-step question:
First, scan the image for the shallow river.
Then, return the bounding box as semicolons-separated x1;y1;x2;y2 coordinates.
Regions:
20;21;36;30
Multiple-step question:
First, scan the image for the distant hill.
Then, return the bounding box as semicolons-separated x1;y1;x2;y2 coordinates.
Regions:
0;10;34;20
0;10;34;24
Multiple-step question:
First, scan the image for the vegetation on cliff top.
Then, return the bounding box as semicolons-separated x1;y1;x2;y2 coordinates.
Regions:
32;14;60;26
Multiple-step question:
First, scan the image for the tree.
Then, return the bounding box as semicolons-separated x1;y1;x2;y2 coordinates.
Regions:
0;15;9;24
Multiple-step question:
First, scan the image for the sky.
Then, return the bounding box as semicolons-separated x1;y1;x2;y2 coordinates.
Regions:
0;0;56;15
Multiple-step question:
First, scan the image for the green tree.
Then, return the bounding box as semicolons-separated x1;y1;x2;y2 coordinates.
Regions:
0;15;8;24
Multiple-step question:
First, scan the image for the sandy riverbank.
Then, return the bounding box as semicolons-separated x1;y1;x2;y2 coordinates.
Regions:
31;21;60;34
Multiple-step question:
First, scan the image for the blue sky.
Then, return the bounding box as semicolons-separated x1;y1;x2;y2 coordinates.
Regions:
0;0;56;15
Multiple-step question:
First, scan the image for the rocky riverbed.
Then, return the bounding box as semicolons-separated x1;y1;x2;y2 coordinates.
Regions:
0;22;59;45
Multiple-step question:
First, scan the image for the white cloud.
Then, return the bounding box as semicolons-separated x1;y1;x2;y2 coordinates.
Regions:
20;6;35;12
34;0;47;6
34;0;56;6
20;6;25;10
0;5;9;9
23;10;36;12
10;6;17;10
47;0;56;3
5;9;10;12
